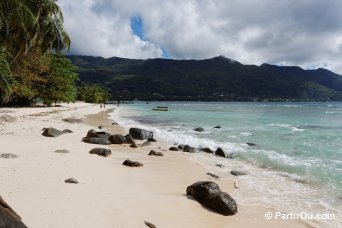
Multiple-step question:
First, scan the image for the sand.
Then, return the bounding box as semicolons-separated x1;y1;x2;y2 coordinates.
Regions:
0;102;309;227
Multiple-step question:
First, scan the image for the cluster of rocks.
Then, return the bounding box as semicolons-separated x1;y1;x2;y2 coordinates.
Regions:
186;181;237;216
169;144;234;159
81;128;157;148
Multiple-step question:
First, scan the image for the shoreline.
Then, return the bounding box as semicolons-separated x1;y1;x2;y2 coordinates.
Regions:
0;103;312;227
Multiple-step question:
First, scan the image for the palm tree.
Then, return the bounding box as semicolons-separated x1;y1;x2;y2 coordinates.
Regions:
0;0;70;103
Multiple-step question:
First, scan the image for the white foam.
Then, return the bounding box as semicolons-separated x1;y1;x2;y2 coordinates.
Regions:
240;132;252;136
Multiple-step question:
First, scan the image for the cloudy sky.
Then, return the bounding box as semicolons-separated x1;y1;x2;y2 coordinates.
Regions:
59;0;342;73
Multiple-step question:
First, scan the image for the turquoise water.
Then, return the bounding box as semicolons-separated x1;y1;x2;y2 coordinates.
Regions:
111;102;342;225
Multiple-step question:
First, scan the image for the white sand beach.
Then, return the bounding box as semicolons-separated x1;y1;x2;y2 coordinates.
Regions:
0;103;308;227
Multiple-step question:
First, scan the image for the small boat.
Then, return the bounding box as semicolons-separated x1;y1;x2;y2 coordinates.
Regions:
152;106;168;111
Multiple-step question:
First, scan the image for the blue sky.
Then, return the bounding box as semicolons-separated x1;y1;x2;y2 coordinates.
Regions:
130;15;170;59
59;0;342;73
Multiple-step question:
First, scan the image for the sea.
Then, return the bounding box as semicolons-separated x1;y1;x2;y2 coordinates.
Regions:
110;102;341;227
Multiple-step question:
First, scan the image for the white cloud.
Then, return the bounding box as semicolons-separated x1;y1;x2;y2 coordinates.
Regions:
59;0;342;74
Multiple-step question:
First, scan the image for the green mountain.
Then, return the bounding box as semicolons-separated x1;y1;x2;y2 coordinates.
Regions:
68;55;342;101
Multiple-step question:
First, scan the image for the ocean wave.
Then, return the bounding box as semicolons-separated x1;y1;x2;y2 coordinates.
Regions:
240;132;252;136
110;110;245;153
269;123;304;132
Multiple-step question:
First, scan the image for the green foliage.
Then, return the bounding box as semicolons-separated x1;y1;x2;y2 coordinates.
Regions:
77;83;110;104
0;48;16;103
0;0;73;105
12;50;50;101
41;54;78;105
0;0;70;63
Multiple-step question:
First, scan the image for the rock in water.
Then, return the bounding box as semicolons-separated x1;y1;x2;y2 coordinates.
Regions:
206;173;220;179
42;128;73;137
215;148;230;158
246;142;257;146
122;159;143;167
200;148;214;153
0;196;28;228
144;221;157;228
112;122;118;125
216;164;224;168
183;145;195;153
178;145;185;150
214;125;221;129
89;148;112;157
186;181;237;216
82;137;111;145
65;178;79;184
230;171;247;176
129;128;153;140
194;127;204;132
169;147;179;151
148;150;164;156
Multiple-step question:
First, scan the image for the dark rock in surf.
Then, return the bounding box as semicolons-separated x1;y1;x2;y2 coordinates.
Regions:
186;181;237;216
178;144;185;150
215;148;230;158
122;159;143;167
194;127;204;132
183;145;195;153
214;125;221;129
129;128;153;140
89;148;112;157
216;164;224;168
200;148;214;153
246;142;257;146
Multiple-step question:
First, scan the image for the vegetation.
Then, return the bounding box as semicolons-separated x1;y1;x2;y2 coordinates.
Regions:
77;83;110;104
41;54;78;105
68;55;342;101
0;0;82;105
